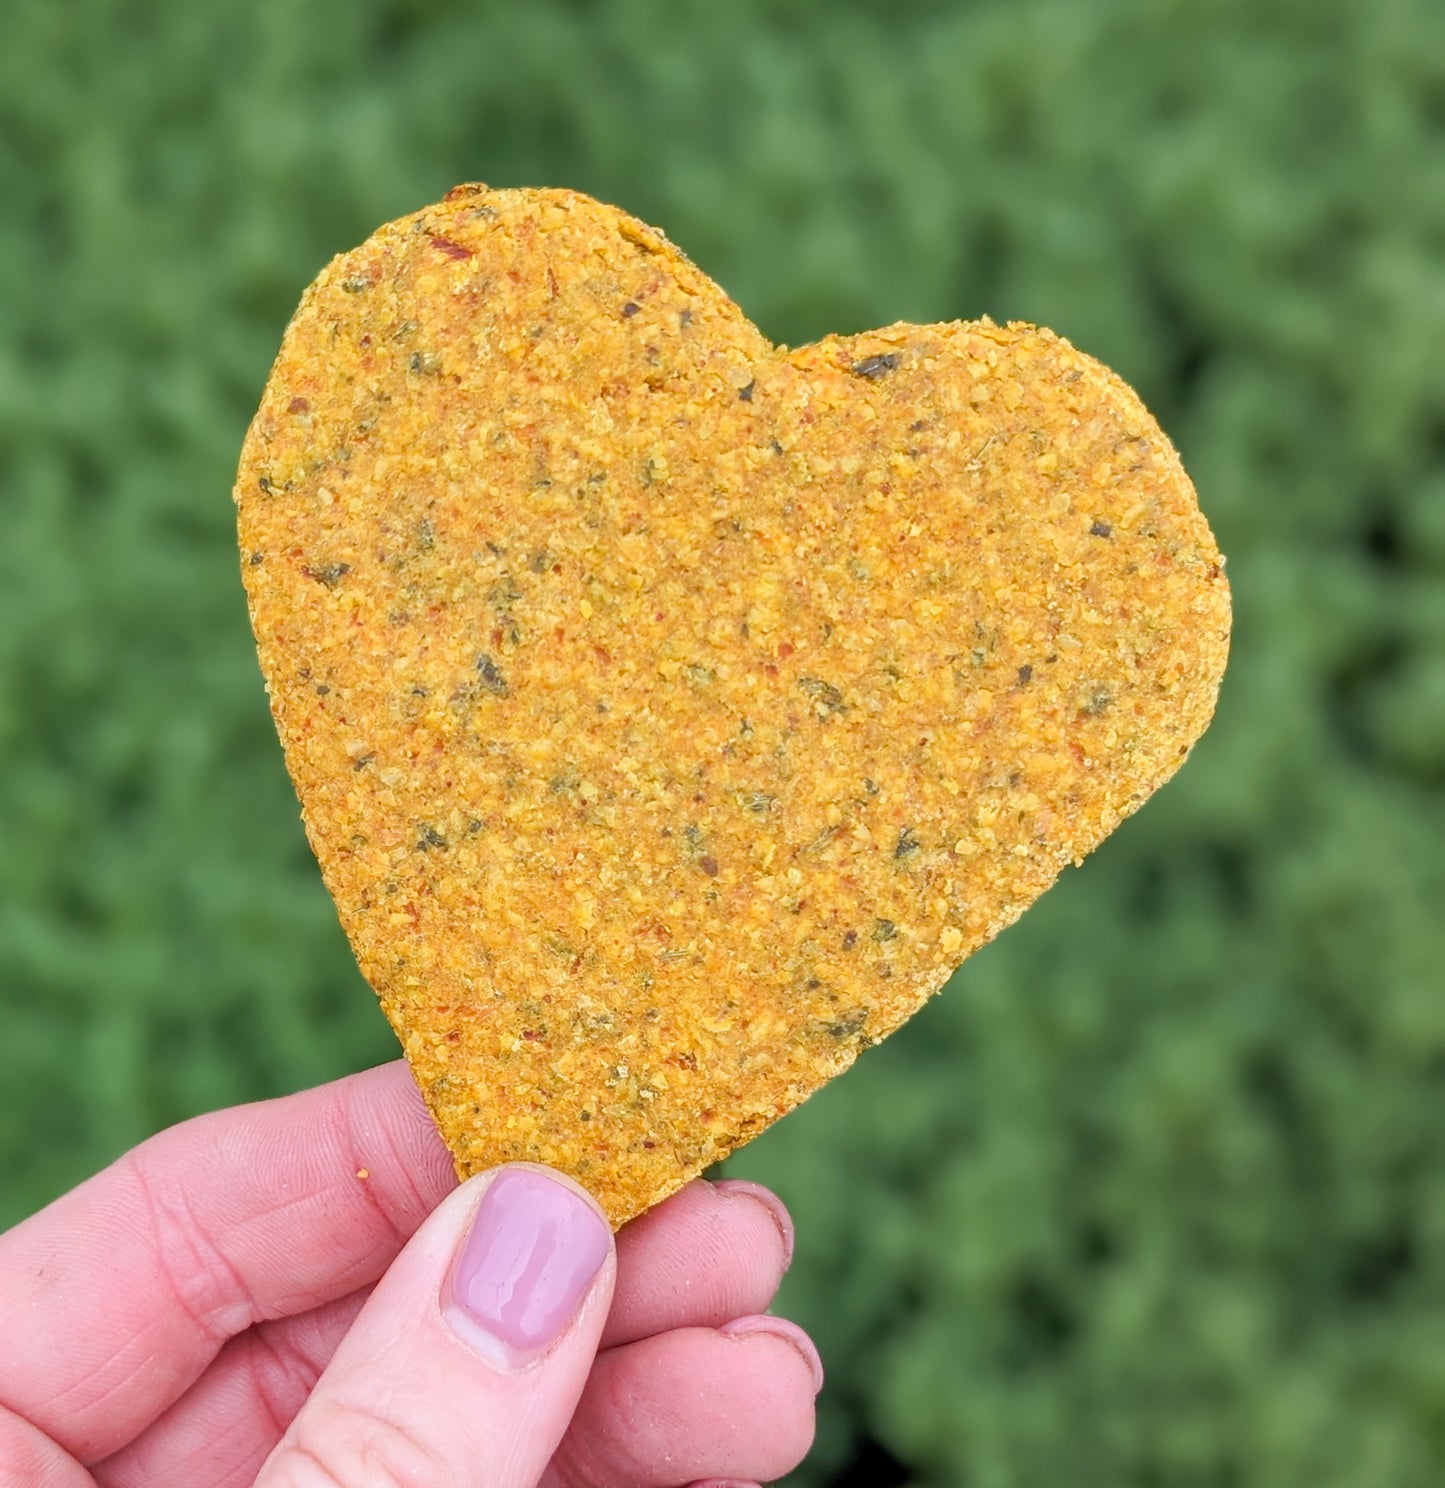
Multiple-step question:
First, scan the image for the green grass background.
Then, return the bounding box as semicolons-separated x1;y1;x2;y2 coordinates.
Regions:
3;0;1443;1482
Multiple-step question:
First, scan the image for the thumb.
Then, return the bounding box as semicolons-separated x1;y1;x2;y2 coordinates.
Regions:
256;1164;615;1488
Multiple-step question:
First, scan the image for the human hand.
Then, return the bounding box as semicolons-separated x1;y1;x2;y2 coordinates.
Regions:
0;1061;820;1487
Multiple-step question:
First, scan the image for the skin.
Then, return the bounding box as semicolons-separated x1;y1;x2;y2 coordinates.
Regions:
0;1061;820;1488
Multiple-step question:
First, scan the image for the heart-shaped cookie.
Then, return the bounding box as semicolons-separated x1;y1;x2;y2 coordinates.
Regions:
237;185;1228;1225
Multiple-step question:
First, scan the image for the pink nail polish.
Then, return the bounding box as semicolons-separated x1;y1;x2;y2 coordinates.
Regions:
711;1178;796;1270
443;1167;610;1370
719;1314;825;1394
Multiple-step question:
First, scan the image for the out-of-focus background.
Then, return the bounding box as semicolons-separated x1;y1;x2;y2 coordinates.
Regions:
3;0;1443;1482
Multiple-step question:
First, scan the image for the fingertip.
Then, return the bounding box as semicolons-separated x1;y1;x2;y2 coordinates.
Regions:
717;1314;824;1395
709;1179;795;1270
553;1322;818;1488
605;1178;794;1345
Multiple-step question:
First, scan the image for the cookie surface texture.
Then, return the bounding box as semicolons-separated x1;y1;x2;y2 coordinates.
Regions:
236;185;1229;1225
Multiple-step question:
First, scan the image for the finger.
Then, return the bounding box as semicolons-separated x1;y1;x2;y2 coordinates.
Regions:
91;1176;796;1488
542;1318;822;1488
0;1060;455;1463
0;1402;95;1488
603;1178;794;1346
255;1164;614;1488
91;1292;371;1488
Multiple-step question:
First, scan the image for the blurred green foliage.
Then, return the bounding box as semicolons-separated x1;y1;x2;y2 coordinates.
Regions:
2;0;1443;1482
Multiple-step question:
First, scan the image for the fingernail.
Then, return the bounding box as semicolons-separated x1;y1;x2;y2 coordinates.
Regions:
443;1167;611;1370
719;1314;825;1394
711;1179;795;1271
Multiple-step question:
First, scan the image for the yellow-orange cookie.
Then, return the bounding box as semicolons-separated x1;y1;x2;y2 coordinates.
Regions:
236;185;1229;1225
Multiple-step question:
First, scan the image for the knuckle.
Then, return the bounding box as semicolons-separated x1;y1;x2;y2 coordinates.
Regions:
332;1079;431;1247
258;1441;354;1488
123;1138;256;1341
239;1324;325;1441
262;1395;453;1488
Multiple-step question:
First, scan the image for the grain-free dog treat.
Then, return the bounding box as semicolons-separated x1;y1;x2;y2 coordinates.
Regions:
236;185;1230;1225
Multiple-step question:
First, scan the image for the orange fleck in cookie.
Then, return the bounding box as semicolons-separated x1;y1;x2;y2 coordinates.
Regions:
236;185;1229;1225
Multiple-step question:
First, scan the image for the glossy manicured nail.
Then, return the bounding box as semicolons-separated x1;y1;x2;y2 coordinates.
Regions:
718;1314;825;1394
711;1179;795;1270
443;1167;610;1370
